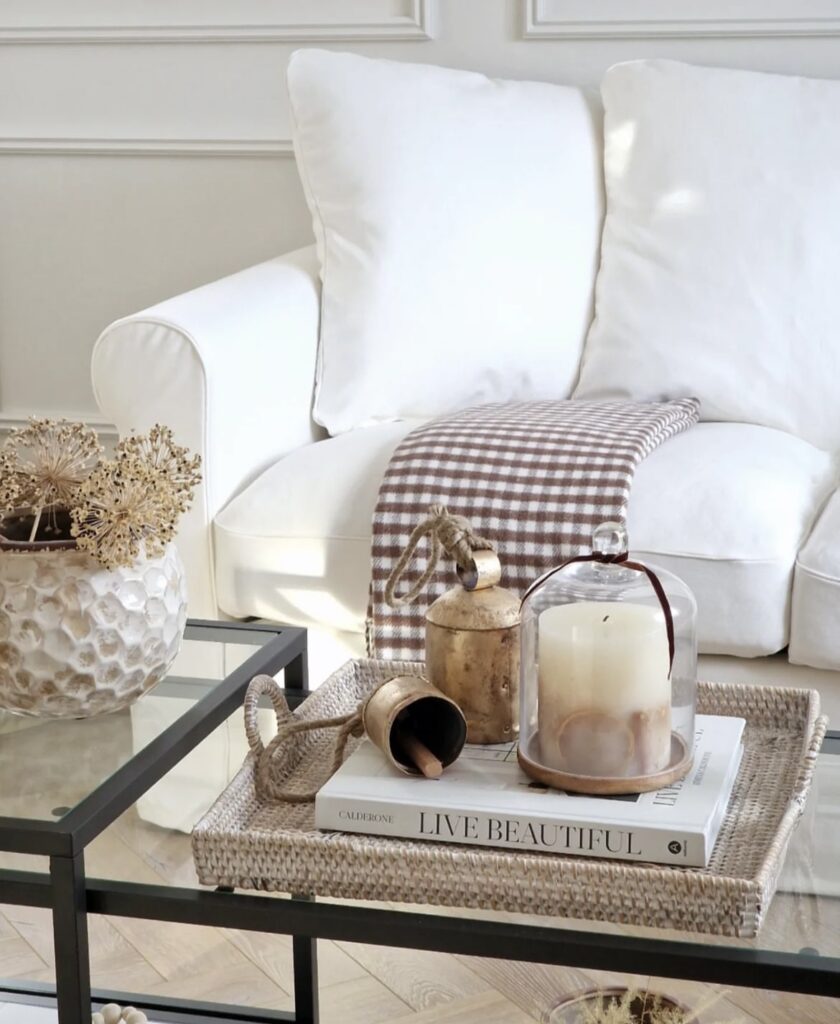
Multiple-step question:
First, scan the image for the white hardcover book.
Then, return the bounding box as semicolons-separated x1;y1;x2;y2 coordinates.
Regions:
315;715;745;868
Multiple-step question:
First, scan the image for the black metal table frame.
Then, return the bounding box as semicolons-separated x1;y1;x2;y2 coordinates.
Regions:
1;625;838;1024
0;620;309;1024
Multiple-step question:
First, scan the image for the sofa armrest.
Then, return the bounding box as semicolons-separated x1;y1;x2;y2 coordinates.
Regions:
91;245;323;617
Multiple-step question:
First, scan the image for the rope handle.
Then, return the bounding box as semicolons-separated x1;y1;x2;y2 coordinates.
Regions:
244;674;365;804
244;673;294;757
520;552;676;673
385;503;494;607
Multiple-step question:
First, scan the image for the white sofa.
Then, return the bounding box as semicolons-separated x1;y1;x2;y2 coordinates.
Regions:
91;240;840;680
92;54;840;697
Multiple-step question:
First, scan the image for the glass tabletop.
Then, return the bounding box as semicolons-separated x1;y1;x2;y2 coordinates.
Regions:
2;622;835;979
0;622;281;825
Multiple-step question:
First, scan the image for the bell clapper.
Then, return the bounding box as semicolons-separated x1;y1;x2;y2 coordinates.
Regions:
394;729;444;779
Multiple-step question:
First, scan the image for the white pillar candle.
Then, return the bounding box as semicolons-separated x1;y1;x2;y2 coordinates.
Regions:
537;601;672;777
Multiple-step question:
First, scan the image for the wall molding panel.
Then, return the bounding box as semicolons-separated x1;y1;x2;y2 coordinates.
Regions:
0;137;295;158
524;0;840;39
0;0;433;44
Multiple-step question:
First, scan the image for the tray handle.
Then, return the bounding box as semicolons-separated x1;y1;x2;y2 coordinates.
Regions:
244;673;364;804
244;674;293;757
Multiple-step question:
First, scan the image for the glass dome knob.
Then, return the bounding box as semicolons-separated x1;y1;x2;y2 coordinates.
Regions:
592;521;628;557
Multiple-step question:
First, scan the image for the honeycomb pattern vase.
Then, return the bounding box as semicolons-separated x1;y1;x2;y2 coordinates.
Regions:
0;541;187;718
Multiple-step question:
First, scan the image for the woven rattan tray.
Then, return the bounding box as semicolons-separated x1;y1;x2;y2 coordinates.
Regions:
192;659;826;938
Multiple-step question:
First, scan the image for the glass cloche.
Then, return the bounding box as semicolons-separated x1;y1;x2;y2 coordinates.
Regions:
518;522;697;794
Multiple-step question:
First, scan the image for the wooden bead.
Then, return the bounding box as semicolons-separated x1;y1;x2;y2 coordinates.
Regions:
101;1005;123;1024
92;1014;105;1024
123;1012;147;1024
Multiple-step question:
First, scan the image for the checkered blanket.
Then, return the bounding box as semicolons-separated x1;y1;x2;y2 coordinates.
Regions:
367;397;699;660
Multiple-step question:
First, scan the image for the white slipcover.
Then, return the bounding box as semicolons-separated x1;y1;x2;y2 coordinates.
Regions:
92;247;323;617
790;491;840;670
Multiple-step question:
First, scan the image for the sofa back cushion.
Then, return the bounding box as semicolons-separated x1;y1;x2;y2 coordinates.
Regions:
287;49;603;435
574;59;840;452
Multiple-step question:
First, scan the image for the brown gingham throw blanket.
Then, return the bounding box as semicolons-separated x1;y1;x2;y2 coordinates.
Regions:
367;397;699;661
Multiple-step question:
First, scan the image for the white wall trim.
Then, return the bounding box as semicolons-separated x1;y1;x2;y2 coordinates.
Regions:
0;0;433;44
524;0;840;39
0;413;118;440
0;137;295;158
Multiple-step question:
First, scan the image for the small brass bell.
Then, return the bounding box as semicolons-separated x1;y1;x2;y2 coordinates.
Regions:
425;549;521;744
364;675;467;777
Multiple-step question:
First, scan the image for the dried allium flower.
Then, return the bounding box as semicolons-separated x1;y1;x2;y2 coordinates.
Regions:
576;986;740;1024
70;453;177;569
580;989;638;1024
2;417;102;512
116;424;201;515
0;449;21;517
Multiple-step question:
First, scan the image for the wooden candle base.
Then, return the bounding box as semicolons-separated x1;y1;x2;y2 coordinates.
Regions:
518;731;692;795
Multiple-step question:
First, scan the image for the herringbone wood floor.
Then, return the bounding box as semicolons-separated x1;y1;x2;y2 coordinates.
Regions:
1;809;838;1023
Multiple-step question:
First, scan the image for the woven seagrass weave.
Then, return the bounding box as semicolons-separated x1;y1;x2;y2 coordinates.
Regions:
191;659;825;938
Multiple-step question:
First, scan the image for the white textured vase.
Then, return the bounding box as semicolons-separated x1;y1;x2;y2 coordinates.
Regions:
0;541;187;717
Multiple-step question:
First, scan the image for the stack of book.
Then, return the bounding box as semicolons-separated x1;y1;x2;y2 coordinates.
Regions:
315;715;745;867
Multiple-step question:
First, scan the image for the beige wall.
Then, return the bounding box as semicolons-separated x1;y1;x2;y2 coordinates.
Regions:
2;0;840;431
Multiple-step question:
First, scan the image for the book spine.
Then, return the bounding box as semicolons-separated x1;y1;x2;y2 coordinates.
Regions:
315;795;708;867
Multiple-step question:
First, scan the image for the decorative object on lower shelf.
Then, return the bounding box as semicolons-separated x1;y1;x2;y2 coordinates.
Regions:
93;1003;148;1024
548;985;739;1024
0;418;200;718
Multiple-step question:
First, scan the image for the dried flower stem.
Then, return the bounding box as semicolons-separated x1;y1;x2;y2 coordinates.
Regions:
28;506;42;544
1;418;201;569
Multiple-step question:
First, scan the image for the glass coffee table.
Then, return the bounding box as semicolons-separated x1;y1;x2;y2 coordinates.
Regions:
0;620;308;1024
1;622;838;1023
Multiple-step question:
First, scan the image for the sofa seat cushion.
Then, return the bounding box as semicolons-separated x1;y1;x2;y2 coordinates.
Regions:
790;491;840;670
214;421;422;632
214;420;835;656
628;423;835;657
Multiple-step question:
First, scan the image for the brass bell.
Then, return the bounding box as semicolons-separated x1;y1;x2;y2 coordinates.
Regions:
363;675;467;777
425;549;521;744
